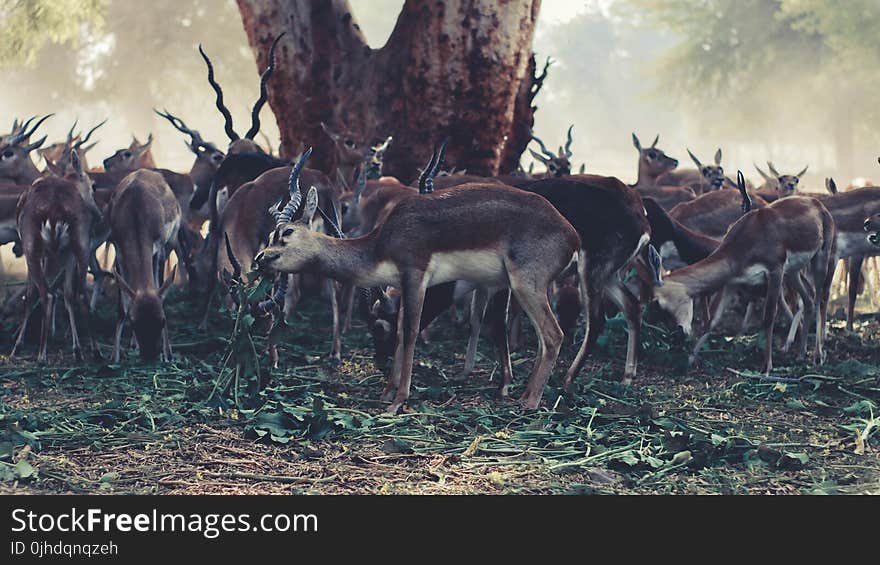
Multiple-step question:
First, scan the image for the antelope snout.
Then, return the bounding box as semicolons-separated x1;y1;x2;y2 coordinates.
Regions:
864;218;874;232
253;249;276;272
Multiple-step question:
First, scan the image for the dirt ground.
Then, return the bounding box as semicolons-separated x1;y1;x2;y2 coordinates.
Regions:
0;274;878;495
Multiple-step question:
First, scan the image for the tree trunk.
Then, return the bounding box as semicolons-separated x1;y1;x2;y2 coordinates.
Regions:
236;0;542;180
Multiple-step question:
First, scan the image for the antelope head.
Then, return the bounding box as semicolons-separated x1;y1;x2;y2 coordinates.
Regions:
322;122;389;177
767;162;808;197
115;265;176;360
0;114;52;184
45;119;106;175
254;148;327;275
199;33;284;155
154;108;225;188
44;149;100;219
688;148;725;190
633;132;678;179
529;125;573;177
865;212;880;246
102;134;154;172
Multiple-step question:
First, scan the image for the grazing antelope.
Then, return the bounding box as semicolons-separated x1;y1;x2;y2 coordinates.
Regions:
11;150;100;362
528;126;574;178
654;183;837;374
107;169;181;361
198;33;283;155
254;151;581;413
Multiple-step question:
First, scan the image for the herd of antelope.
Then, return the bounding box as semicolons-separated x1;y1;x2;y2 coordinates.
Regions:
4;37;880;414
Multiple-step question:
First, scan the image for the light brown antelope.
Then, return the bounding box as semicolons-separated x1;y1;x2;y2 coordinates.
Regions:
101;134;155;173
321;122;393;183
198;33;283;155
528;126;574;178
41;120;107;176
11;150;100;362
654;189;837;374
254;152;581;413
108;169;181;361
630;133;695;210
686;148;731;194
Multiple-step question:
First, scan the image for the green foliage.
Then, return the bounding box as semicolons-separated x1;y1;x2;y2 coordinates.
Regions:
0;0;105;66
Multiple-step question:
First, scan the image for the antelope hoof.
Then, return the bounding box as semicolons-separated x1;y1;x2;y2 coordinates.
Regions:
384;401;404;415
621;374;634;386
497;384;510;398
73;348;83;363
380;387;396;403
562;375;575;393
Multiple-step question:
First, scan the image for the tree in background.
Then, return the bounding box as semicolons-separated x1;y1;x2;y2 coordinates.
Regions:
617;0;880;179
235;0;543;179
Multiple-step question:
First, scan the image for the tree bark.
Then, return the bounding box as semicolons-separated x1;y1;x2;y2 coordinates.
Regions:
236;0;541;180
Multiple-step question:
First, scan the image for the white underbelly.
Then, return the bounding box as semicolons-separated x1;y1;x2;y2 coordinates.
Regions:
783;250;815;273
659;241;686;270
427;250;506;287
836;231;878;260
731;263;768;286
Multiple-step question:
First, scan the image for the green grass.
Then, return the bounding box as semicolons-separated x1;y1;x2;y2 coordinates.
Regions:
0;283;878;495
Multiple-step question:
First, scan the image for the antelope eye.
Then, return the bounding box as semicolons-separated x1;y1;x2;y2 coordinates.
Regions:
1;149;13;159
647;151;656;159
344;139;356;149
212;153;224;162
549;164;557;171
282;228;294;238
123;151;132;159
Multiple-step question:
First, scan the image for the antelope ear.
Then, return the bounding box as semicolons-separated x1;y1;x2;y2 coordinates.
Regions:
44;158;63;177
113;265;135;298
687;149;702;170
825;178;838;194
141;133;154;151
70;149;83;175
651;134;660;148
159;266;177;299
767;161;781;178
796;165;809;178
528;148;549;164
301;186;319;223
714;148;722;166
632;133;642;152
320;122;339;141
754;163;773;182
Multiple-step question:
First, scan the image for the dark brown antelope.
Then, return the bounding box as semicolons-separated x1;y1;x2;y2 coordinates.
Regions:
11;150;100;362
0;114;53;185
528;126;574;178
42;120;107;176
198;33;283;155
669;186;769;240
107;169;181;361
254;151;581;413
814;185;880;330
654;191;837;374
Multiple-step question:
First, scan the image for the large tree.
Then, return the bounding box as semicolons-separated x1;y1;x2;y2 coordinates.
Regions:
236;0;543;179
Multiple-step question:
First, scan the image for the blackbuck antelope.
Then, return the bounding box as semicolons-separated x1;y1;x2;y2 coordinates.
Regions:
11;150;100;362
669;186;769;240
528;126;573;177
190;152;343;356
154;108;225;226
102;134;155;173
686;148;734;194
754;162;808;202
321;122;392;183
198;33;283;155
364;174;661;394
630;133;695;210
39;119;104;173
0;114;52;185
814;185;880;330
254;157;581;413
108;169;181;361
654;180;837;374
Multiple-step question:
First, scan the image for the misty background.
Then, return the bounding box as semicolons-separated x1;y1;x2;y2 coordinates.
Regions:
2;0;879;189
